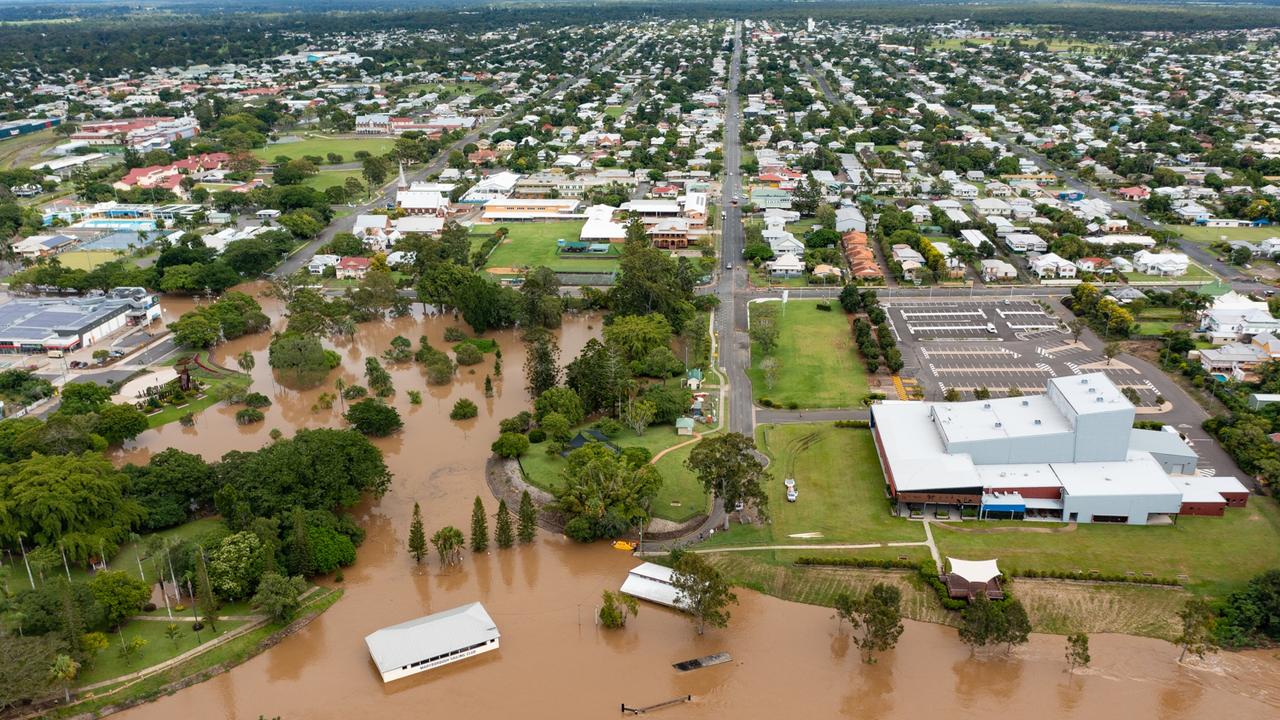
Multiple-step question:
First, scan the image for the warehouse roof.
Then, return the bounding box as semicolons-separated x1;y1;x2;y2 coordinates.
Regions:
364;602;499;675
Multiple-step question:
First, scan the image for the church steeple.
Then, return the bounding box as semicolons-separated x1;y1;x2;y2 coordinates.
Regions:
397;161;407;190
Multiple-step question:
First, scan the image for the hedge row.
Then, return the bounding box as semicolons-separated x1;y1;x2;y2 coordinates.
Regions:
833;419;870;428
1006;567;1182;586
794;556;917;569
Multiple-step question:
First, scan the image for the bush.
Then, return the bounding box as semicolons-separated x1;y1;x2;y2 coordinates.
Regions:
491;432;531;458
192;621;204;631
143;602;157;612
759;398;774;408
794;556;918;570
528;428;547;443
455;343;484;366
454;338;498;353
344;399;403;436
815;302;832;312
443;326;467;342
450;398;479;420
244;392;272;408
786;401;800;410
235;407;265;425
595;418;624;438
833;419;870;428
342;384;368;400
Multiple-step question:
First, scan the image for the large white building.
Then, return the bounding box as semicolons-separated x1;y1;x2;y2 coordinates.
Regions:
364;602;500;683
870;373;1249;524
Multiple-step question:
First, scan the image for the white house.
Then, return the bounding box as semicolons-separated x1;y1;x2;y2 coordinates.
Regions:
1132;250;1189;277
1005;232;1048;253
1030;252;1077;279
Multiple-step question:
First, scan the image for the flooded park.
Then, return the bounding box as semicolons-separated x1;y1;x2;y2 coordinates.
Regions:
104;285;1280;720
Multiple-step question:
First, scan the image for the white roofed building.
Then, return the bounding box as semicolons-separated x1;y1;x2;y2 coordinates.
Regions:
364;602;500;683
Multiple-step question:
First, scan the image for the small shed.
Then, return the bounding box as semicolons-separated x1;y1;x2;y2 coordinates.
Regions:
675;417;695;436
944;557;1004;601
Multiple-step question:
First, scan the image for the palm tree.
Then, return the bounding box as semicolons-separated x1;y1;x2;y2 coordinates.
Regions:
236;351;255;375
335;377;347;410
48;654;80;703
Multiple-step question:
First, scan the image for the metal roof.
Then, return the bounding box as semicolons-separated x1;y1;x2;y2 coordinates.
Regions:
364;602;499;674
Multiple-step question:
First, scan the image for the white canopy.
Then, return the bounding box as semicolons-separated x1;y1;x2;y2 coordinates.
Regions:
947;558;1001;584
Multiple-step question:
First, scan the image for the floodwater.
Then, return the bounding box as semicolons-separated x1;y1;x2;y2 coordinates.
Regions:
111;285;1280;720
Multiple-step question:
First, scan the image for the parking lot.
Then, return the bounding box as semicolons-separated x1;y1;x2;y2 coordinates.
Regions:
886;299;1162;405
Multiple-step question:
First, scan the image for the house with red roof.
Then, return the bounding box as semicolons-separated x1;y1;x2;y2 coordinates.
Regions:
336;256;372;280
112;152;230;197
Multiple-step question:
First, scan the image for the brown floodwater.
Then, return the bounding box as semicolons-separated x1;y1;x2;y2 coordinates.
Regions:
110;285;1280;720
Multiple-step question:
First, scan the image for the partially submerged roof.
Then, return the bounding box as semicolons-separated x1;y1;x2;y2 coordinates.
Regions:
364;602;499;675
620;562;681;608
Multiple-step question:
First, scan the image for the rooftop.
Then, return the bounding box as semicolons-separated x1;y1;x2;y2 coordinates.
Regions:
364;602;499;675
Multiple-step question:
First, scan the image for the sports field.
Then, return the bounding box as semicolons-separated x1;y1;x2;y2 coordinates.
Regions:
254;137;393;162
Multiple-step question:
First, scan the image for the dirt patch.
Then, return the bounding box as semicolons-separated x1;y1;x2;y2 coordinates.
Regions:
1010;578;1186;640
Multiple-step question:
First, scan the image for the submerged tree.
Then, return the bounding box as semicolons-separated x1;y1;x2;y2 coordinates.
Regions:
670;551;737;635
470;496;490;552
1065;632;1091;673
517;490;537;543
431;526;464;568
495;499;514;549
408;501;427;564
598;590;639;629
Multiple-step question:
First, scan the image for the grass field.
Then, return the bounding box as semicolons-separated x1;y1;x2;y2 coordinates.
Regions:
1174;224;1278;245
76;618;248;686
303;168;363;192
604;105;626;119
518;423;710;523
748;300;869;408
927;37;1107;54
57;250;128;271
253;137;393;163
700;425;922;547
481;220;621;274
0;127;63;170
931;496;1280;597
1133;306;1185;336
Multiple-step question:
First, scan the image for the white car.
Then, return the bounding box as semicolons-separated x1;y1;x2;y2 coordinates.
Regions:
786;487;798;503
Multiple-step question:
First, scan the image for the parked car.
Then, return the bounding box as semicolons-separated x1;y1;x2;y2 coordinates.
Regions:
786;487;798;503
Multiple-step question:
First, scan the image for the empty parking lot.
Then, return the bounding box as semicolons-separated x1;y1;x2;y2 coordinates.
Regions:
887;299;1163;405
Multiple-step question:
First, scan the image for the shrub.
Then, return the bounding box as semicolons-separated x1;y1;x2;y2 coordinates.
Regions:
235;408;265;424
450;398;479;420
528;428;547;443
455;343;484;366
407;390;422;404
443;326;467;342
454;337;498;353
759;398;774;408
342;384;368;400
192;622;204;631
344;399;403;436
244;392;272;408
786;401;800;410
491;432;531;458
833;419;870;428
815;302;832;312
143;602;157;612
595;418;624;438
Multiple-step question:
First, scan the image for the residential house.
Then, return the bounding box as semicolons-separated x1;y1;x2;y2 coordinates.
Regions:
980;259;1017;282
335;256;371;280
1030;252;1078;279
1133;250;1190;277
1005;232;1048;253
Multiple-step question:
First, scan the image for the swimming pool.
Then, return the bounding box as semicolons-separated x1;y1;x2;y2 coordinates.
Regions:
75;218;157;231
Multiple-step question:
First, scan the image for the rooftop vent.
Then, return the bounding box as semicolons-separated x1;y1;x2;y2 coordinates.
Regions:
1088;387;1097;393
1096;396;1105;403
1080;378;1089;384
994;422;1003;428
983;403;991;409
1034;419;1042;425
1021;400;1029;406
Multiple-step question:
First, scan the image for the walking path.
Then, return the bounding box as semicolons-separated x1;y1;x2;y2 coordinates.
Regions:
76;617;268;693
677;540;930;554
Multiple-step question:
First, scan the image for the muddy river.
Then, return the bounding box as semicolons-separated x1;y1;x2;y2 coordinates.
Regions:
109;287;1280;719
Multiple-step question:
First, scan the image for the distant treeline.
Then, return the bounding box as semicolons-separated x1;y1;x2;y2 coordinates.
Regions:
4;1;1280;75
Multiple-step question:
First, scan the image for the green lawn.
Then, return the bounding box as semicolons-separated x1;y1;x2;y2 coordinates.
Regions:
303;168;363;191
700;424;924;548
481;220;621;274
1174;224;1278;245
0;127;62;170
64;517;224;584
76;618;247;686
604;105;626;119
748;300;869;408
932;496;1280;597
57;250;128;271
518;423;709;523
253;137;393;163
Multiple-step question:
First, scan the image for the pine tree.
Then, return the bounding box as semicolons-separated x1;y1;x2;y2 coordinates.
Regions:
495;499;514;549
408;501;427;564
470;496;489;552
517;490;537;543
484;375;494;398
196;552;218;631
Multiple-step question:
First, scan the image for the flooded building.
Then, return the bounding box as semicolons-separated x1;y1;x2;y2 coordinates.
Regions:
364;602;500;683
620;562;681;608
